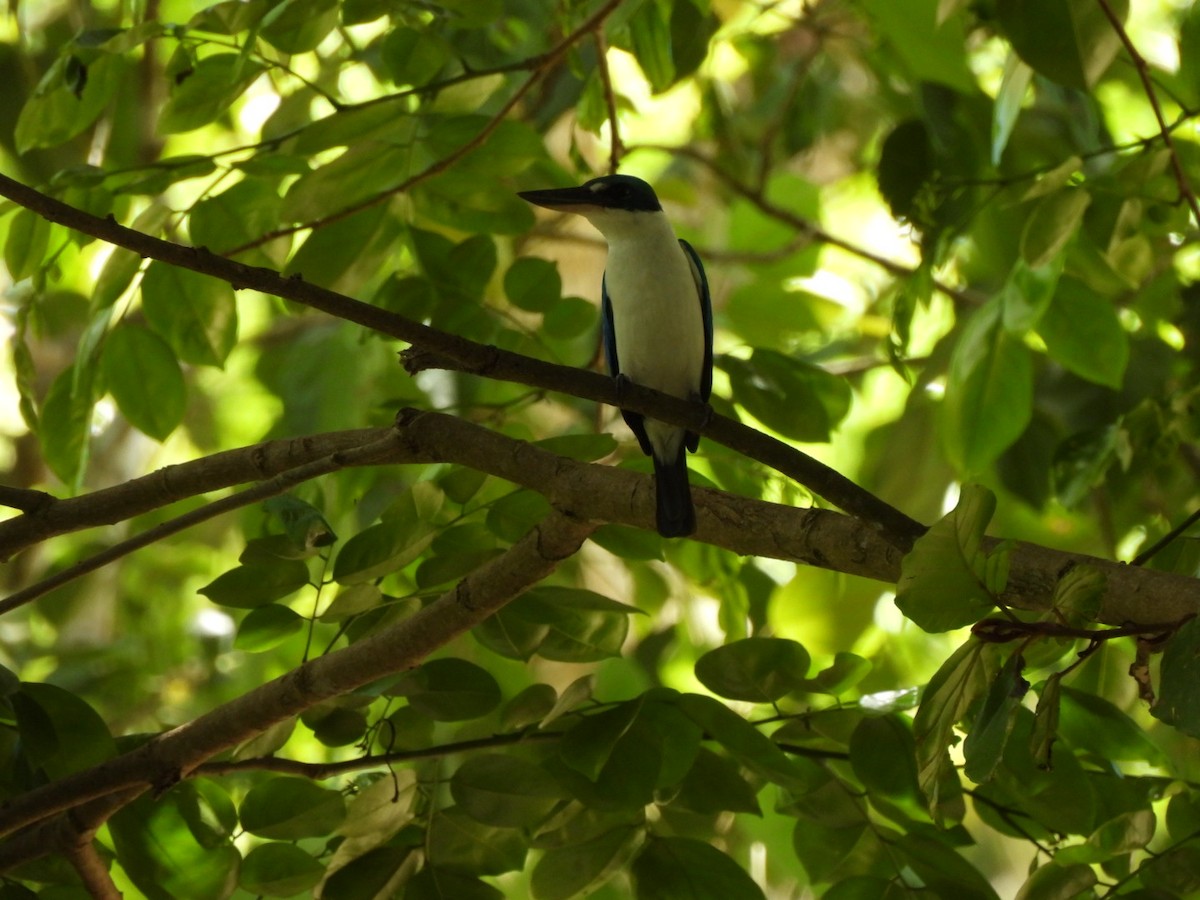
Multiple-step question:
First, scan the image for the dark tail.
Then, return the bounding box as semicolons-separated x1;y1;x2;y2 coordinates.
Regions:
653;447;695;538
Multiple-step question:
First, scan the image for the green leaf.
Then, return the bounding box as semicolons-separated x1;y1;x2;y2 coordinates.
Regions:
332;488;440;584
877;119;934;221
239;843;324;896
1020;188;1092;269
801;652;873;696
427;806;527;875
694;638;811;703
187;0;271;33
859;0;976;91
632;837;765;900
792;820;865;885
5;209;51;281
239;776;346;840
159;54;265;134
677;693;815;790
141;261;237;367
992;53;1032;165
410;228;499;303
234;604;303;652
260;0;339;53
1059;687;1163;764
389;658;501;721
1014;862;1097;900
198;559;310;609
406;868;504;900
505;257;563;313
1140;844;1200;895
627;0;675;92
588;524;664;561
486;490;552;542
963;652;1029;783
1036;278;1128;388
849;715;922;802
1055;809;1156;865
101;323;186;441
533;433;619;461
189;179;286;266
474;586;639;663
1153;617;1200;736
451;754;566;827
557;702;662;809
896;831;999;899
721;350;851;442
672;747;762;816
531;824;642;900
15;53;124;152
501;683;558;731
997;0;1128;90
896;484;1001;631
543;296;598;339
13;682;116;780
1000;258;1062;334
941;299;1033;473
281;142;413;224
110;787;240;900
263;494;337;550
39;361;98;488
320;846;412;899
380;25;449;85
319;583;384;621
284;203;398;293
913;640;999;819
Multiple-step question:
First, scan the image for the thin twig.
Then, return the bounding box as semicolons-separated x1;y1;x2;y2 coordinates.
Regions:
1096;0;1200;224
1132;507;1200;566
225;0;626;256
199;730;564;780
0;434;405;615
648;144;982;307
593;30;623;172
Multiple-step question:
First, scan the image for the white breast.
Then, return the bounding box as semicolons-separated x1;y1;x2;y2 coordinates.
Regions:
601;217;706;401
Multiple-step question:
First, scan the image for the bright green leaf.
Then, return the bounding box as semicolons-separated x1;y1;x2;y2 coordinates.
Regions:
102;323;186;440
141;261;237;367
239;843;324;896
694;637;811;703
239;776;345;840
632;837;765;900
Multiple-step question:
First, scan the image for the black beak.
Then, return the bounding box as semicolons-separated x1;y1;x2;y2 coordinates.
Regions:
517;185;601;211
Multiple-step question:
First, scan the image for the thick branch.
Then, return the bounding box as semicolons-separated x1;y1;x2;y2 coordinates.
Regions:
5;410;1198;629
0;172;923;542
0;509;595;865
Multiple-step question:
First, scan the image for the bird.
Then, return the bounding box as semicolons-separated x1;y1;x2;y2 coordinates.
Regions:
518;174;713;537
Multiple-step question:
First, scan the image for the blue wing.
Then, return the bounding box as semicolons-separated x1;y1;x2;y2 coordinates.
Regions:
602;270;652;457
601;271;619;378
679;239;713;403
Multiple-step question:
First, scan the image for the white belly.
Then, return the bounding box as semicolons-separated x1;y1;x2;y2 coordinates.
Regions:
604;239;705;401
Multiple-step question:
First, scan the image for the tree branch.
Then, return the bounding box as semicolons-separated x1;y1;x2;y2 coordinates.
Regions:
225;0;626;255
0;432;407;614
1096;0;1200;224
0;172;923;543
0;509;595;867
5;410;1196;631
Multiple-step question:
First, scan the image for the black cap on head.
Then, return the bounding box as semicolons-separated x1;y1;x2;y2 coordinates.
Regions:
518;174;662;213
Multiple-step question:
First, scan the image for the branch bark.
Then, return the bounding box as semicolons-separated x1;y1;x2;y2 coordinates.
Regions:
5;410;1197;630
0;172;923;544
0;509;595;868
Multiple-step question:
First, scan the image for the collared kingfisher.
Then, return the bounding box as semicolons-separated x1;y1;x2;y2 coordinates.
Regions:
519;174;713;537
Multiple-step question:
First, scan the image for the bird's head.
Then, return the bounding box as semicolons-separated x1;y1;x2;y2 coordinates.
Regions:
518;174;662;239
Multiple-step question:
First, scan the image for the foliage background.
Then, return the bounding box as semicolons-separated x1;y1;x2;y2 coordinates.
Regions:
0;0;1199;897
